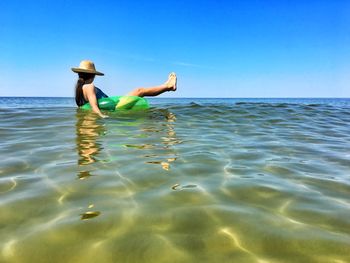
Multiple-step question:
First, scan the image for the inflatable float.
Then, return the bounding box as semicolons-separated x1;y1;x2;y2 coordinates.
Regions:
81;96;149;111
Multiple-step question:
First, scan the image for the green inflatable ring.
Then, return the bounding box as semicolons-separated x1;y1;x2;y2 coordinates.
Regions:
80;96;149;111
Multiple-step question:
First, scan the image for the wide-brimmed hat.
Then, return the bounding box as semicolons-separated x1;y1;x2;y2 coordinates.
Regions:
71;60;104;76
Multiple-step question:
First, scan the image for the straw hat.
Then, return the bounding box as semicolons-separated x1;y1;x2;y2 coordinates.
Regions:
71;60;104;76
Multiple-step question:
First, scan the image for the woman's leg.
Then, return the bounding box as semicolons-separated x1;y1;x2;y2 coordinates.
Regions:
127;73;177;97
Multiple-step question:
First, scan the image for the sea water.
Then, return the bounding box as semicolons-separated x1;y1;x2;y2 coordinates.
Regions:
0;97;349;263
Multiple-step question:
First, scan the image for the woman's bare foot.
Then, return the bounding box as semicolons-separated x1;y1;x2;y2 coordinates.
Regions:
127;73;177;97
165;72;177;91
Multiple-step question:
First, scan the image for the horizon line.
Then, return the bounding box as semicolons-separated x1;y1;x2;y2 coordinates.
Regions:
1;96;350;99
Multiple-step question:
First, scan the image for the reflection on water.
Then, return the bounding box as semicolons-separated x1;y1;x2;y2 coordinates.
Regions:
75;111;105;179
75;109;181;175
141;110;181;171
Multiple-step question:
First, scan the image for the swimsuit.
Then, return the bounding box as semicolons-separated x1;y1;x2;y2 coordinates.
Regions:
95;87;108;99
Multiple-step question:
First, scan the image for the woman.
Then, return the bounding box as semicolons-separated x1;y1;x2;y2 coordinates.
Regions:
72;60;177;118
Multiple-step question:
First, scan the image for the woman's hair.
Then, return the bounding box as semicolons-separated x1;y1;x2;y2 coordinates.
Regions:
75;73;95;106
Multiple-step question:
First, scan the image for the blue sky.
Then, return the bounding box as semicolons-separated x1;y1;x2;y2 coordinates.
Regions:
1;0;349;97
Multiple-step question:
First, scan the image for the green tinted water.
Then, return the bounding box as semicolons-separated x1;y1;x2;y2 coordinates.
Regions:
0;99;350;262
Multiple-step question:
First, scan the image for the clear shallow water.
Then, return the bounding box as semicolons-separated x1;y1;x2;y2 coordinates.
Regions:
0;97;350;263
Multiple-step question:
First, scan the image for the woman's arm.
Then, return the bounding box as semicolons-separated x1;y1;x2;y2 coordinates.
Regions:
84;84;108;118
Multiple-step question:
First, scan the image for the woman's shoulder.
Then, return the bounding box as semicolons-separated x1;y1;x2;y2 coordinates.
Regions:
82;83;95;91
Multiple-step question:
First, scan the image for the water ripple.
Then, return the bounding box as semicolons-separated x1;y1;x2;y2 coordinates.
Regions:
1;99;350;262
